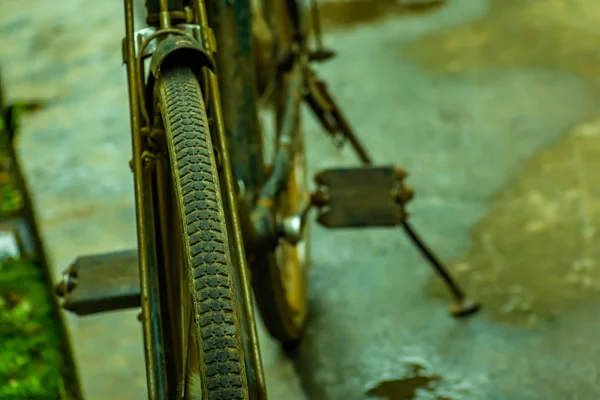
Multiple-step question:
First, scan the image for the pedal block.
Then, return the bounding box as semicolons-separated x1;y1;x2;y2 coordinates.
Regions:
55;249;140;316
313;166;412;229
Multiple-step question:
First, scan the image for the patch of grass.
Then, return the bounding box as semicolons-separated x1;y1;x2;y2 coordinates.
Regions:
0;258;67;399
0;100;79;399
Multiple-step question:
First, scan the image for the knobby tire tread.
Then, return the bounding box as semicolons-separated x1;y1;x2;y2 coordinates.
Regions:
158;65;248;400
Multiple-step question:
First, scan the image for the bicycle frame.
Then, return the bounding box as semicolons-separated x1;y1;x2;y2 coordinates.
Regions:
122;0;303;398
48;1;480;397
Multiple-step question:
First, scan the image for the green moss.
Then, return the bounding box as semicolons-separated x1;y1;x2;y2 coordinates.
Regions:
0;131;24;215
0;259;67;399
0;98;79;398
0;177;24;213
0;114;75;398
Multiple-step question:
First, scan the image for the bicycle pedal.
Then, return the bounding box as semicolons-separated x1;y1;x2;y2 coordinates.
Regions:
55;249;140;316
313;166;412;229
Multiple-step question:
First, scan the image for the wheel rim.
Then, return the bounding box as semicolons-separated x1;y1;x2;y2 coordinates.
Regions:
275;134;310;325
255;0;310;335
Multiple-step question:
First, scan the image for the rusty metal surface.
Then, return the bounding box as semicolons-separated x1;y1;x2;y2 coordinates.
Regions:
145;0;184;15
314;166;408;228
122;1;169;396
148;33;213;78
250;62;304;254
207;0;266;195
57;249;141;315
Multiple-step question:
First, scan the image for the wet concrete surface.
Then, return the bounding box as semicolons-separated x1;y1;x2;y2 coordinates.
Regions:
318;0;446;29
296;0;600;398
2;0;600;398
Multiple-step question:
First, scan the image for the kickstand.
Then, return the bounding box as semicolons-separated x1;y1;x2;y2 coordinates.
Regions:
402;221;480;317
304;69;480;318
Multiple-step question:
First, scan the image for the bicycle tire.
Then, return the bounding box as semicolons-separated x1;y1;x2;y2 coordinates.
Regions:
158;65;249;399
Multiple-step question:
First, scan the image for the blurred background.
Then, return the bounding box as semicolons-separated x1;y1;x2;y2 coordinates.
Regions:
2;0;600;398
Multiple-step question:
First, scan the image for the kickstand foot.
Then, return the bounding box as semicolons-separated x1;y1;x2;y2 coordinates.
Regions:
401;221;480;318
449;298;480;318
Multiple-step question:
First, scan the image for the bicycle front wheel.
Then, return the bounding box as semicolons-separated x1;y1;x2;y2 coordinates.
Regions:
156;65;249;399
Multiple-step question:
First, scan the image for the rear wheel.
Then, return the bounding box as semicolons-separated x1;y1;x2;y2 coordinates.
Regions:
154;65;249;399
251;0;311;343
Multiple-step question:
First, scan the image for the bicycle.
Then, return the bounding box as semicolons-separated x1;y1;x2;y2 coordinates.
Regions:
55;0;479;398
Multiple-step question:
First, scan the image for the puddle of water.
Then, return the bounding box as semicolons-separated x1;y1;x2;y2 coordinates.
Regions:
428;118;600;325
319;0;446;30
365;364;448;400
404;0;600;78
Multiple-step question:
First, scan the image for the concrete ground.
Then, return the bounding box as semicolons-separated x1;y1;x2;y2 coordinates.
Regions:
2;0;600;398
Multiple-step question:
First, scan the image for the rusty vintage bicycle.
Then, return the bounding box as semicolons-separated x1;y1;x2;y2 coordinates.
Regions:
55;0;478;398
